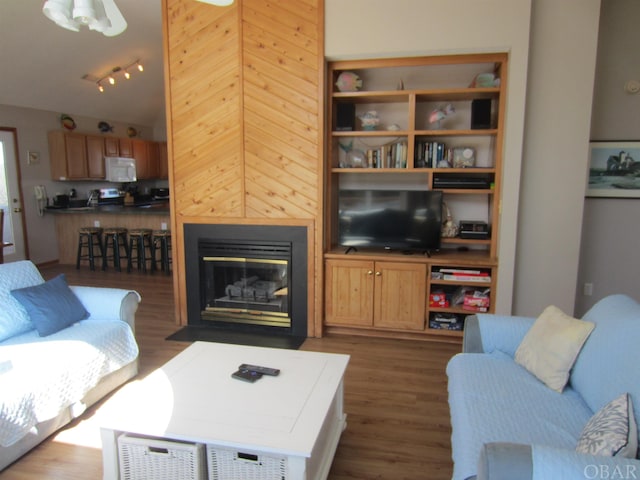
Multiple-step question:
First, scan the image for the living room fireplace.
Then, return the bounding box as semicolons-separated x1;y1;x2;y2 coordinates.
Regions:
184;224;308;338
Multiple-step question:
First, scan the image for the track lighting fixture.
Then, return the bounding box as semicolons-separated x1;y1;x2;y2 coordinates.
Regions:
83;60;144;93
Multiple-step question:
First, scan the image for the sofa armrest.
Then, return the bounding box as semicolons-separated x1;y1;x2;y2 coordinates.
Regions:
474;442;533;480
473;443;640;480
70;286;140;333
530;445;640;480
468;314;536;357
462;315;483;353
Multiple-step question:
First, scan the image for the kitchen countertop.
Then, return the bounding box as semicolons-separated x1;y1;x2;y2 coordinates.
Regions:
46;202;170;215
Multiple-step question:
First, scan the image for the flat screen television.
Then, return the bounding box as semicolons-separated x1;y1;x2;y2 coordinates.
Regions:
338;189;443;254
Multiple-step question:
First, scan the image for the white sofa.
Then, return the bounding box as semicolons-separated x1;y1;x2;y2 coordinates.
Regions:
0;261;140;471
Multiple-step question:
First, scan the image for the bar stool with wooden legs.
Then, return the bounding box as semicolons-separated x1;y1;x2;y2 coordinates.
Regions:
127;228;153;273
76;226;104;271
102;227;129;272
151;229;172;274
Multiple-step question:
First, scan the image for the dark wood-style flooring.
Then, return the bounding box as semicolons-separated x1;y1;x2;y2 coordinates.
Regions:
0;264;460;479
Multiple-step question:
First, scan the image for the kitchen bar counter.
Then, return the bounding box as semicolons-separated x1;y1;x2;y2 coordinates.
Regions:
49;204;171;265
46;202;170;215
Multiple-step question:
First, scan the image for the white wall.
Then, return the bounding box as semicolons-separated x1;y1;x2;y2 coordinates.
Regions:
513;0;601;316
326;0;532;314
0;104;151;264
576;0;640;315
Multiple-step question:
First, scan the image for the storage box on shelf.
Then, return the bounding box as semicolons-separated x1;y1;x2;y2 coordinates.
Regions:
324;53;507;341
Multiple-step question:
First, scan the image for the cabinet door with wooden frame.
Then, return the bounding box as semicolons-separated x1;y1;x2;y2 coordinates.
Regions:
325;259;374;327
63;133;88;179
373;261;427;331
119;138;133;157
132;139;159;179
146;141;160;179
104;137;119;157
85;135;106;178
158;141;168;179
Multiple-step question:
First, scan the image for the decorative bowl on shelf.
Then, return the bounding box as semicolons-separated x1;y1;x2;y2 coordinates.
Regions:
358;110;380;131
346;149;367;168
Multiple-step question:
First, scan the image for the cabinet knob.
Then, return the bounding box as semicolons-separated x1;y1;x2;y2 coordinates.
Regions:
375;271;381;276
367;270;373;275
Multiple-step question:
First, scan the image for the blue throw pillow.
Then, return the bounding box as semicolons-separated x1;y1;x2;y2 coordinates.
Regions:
10;274;89;336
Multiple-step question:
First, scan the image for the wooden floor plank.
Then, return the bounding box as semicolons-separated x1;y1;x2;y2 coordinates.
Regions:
0;264;459;479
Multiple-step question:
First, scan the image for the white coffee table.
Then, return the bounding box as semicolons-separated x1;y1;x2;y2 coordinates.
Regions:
100;341;350;480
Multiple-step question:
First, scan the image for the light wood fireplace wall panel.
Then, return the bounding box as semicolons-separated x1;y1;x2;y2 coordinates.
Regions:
242;1;321;220
163;0;324;335
165;1;244;218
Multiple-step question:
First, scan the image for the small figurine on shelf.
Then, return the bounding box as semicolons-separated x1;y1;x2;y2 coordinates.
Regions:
429;104;455;129
441;202;459;238
335;72;363;92
469;72;500;88
358;110;380;130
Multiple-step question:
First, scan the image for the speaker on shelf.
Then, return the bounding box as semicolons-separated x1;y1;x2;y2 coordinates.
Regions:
471;99;492;129
336;103;355;131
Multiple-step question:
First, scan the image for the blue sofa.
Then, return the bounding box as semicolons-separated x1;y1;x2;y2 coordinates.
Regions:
447;294;640;480
0;261;140;471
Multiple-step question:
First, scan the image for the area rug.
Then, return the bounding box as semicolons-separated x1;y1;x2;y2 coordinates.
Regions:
166;326;305;350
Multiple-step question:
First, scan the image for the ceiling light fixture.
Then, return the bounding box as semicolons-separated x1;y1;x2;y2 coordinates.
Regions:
42;0;127;37
83;60;143;93
194;0;235;6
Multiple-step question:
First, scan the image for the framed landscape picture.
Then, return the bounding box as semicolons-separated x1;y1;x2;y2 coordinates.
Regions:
586;141;640;198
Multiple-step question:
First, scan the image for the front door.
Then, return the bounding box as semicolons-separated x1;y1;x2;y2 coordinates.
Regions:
0;128;27;262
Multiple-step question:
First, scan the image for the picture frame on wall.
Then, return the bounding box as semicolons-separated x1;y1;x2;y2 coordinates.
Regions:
586;141;640;198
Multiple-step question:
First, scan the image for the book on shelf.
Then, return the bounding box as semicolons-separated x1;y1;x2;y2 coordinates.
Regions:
443;274;491;282
462;305;489;313
366;141;407;169
415;140;456;168
439;268;484;275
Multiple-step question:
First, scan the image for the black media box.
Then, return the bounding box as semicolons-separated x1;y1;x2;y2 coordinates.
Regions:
336;103;355;131
470;99;492;129
459;221;490;239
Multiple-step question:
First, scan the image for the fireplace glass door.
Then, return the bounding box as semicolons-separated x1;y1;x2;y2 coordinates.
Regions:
202;256;291;328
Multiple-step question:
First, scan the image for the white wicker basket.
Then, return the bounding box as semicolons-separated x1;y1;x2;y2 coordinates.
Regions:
117;434;206;480
207;445;288;480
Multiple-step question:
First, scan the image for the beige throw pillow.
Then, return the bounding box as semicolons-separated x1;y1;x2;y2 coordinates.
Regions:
515;305;595;392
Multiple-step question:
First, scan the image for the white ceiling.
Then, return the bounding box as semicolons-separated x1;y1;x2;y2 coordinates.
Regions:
0;1;165;127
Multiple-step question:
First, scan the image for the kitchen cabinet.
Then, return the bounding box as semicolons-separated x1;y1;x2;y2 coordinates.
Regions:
49;131;165;181
85;135;106;178
48;131;90;180
325;259;426;331
132;139;160;179
119;138;133;157
104;137;120;156
158;141;168;179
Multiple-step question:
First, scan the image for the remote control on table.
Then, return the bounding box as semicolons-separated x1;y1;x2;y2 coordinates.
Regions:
238;364;280;376
231;368;263;383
